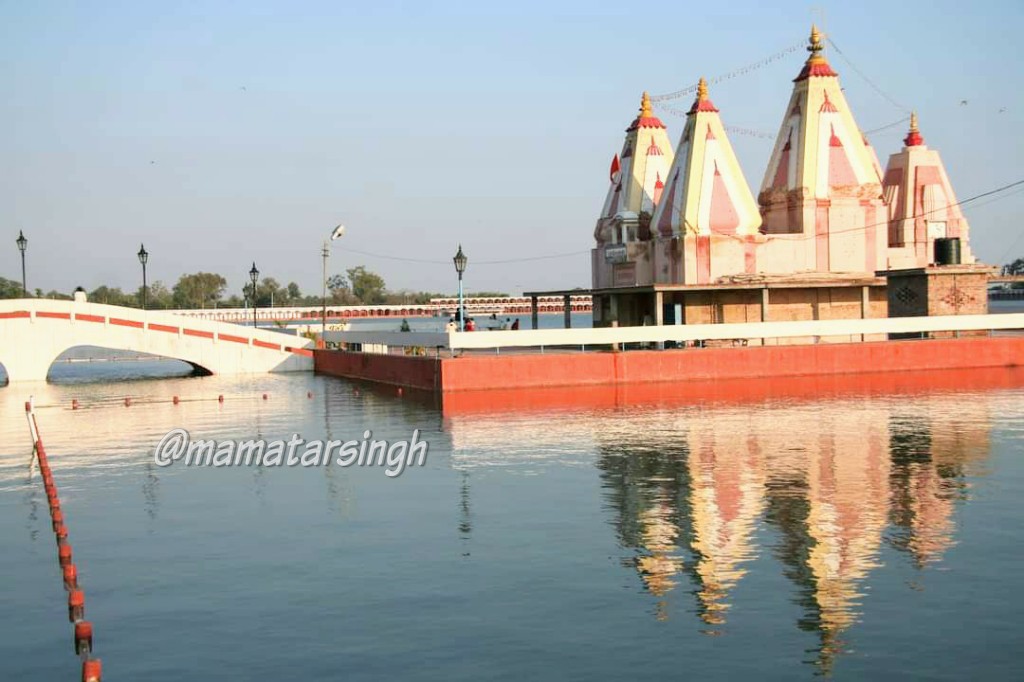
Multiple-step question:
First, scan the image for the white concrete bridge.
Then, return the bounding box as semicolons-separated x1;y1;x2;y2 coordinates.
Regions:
0;299;313;383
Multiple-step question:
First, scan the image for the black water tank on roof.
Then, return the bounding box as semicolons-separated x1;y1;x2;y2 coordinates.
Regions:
934;237;961;265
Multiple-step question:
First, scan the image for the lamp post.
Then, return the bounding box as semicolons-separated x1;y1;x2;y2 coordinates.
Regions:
453;244;467;332
16;230;27;297
137;244;149;309
323;224;346;338
249;262;260;328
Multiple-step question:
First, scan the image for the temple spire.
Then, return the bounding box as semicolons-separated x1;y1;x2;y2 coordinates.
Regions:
640;91;653;118
904;111;925;147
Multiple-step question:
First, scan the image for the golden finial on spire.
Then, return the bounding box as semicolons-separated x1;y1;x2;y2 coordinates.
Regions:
697;77;709;101
808;24;823;54
909;111;919;133
640;91;653;118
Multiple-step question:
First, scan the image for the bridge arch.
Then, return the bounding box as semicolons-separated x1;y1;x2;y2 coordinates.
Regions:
47;345;213;383
0;300;313;384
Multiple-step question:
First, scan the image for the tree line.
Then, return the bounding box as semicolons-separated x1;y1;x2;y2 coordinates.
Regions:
0;266;508;308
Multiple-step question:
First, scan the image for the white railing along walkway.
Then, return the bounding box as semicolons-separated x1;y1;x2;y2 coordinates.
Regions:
330;313;1024;353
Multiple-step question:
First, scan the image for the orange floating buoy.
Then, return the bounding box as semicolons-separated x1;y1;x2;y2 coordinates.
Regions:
63;564;78;589
82;657;102;682
71;399;80;410
74;621;93;655
172;395;180;405
218;394;224;403
124;397;131;407
51;510;64;531
58;543;73;567
55;525;68;544
68;589;85;622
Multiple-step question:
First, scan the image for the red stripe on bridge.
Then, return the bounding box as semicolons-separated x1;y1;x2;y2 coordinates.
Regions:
37;311;71;320
109;317;144;329
183;328;214;339
286;347;314;357
0;310;31;319
75;314;105;323
219;333;249;345
254;339;281;351
149;323;179;334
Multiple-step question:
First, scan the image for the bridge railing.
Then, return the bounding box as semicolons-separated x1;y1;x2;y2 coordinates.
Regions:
328;313;1024;355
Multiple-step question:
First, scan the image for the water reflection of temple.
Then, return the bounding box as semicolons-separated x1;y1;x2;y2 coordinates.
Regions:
445;380;999;671
589;390;992;670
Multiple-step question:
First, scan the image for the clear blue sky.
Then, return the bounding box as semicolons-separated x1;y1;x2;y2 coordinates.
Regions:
2;0;1022;297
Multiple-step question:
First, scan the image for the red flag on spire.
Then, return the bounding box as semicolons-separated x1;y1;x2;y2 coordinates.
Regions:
609;154;621;184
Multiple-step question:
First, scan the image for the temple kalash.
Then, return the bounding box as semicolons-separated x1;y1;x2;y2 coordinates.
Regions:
580;25;994;330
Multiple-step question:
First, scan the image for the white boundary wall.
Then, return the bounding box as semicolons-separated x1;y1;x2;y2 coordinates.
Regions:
331;313;1024;352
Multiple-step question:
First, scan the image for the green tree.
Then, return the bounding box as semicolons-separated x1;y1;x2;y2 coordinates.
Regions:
326;274;353;304
1004;258;1024;289
242;276;283;307
0;276;23;298
89;285;136;306
173;272;227;309
346;265;386;304
134;281;172;309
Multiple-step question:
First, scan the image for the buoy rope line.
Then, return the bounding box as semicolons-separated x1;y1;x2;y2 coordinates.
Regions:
24;398;102;682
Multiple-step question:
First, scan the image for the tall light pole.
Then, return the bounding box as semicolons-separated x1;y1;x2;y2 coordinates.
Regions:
323;224;345;338
16;231;27;297
249;262;260;328
137;244;149;309
453;244;467;332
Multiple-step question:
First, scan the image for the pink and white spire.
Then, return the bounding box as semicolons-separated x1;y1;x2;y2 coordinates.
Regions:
595;92;675;244
651;78;761;238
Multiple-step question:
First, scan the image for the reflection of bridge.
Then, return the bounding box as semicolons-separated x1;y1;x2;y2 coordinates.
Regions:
0;299;313;383
173;295;593;323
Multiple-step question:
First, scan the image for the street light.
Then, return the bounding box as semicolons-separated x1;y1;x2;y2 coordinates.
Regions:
323;224;345;338
453;244;467;332
137;244;149;309
249;262;260;328
16;230;27;297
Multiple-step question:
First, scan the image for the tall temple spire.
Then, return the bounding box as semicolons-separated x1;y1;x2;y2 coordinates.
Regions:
883;109;974;266
595;93;675;248
759;25;886;273
652;78;760;243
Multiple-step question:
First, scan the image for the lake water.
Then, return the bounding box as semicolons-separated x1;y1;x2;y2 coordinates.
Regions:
2;307;1024;679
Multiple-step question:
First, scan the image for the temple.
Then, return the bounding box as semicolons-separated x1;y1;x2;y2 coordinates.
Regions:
587;25;987;329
